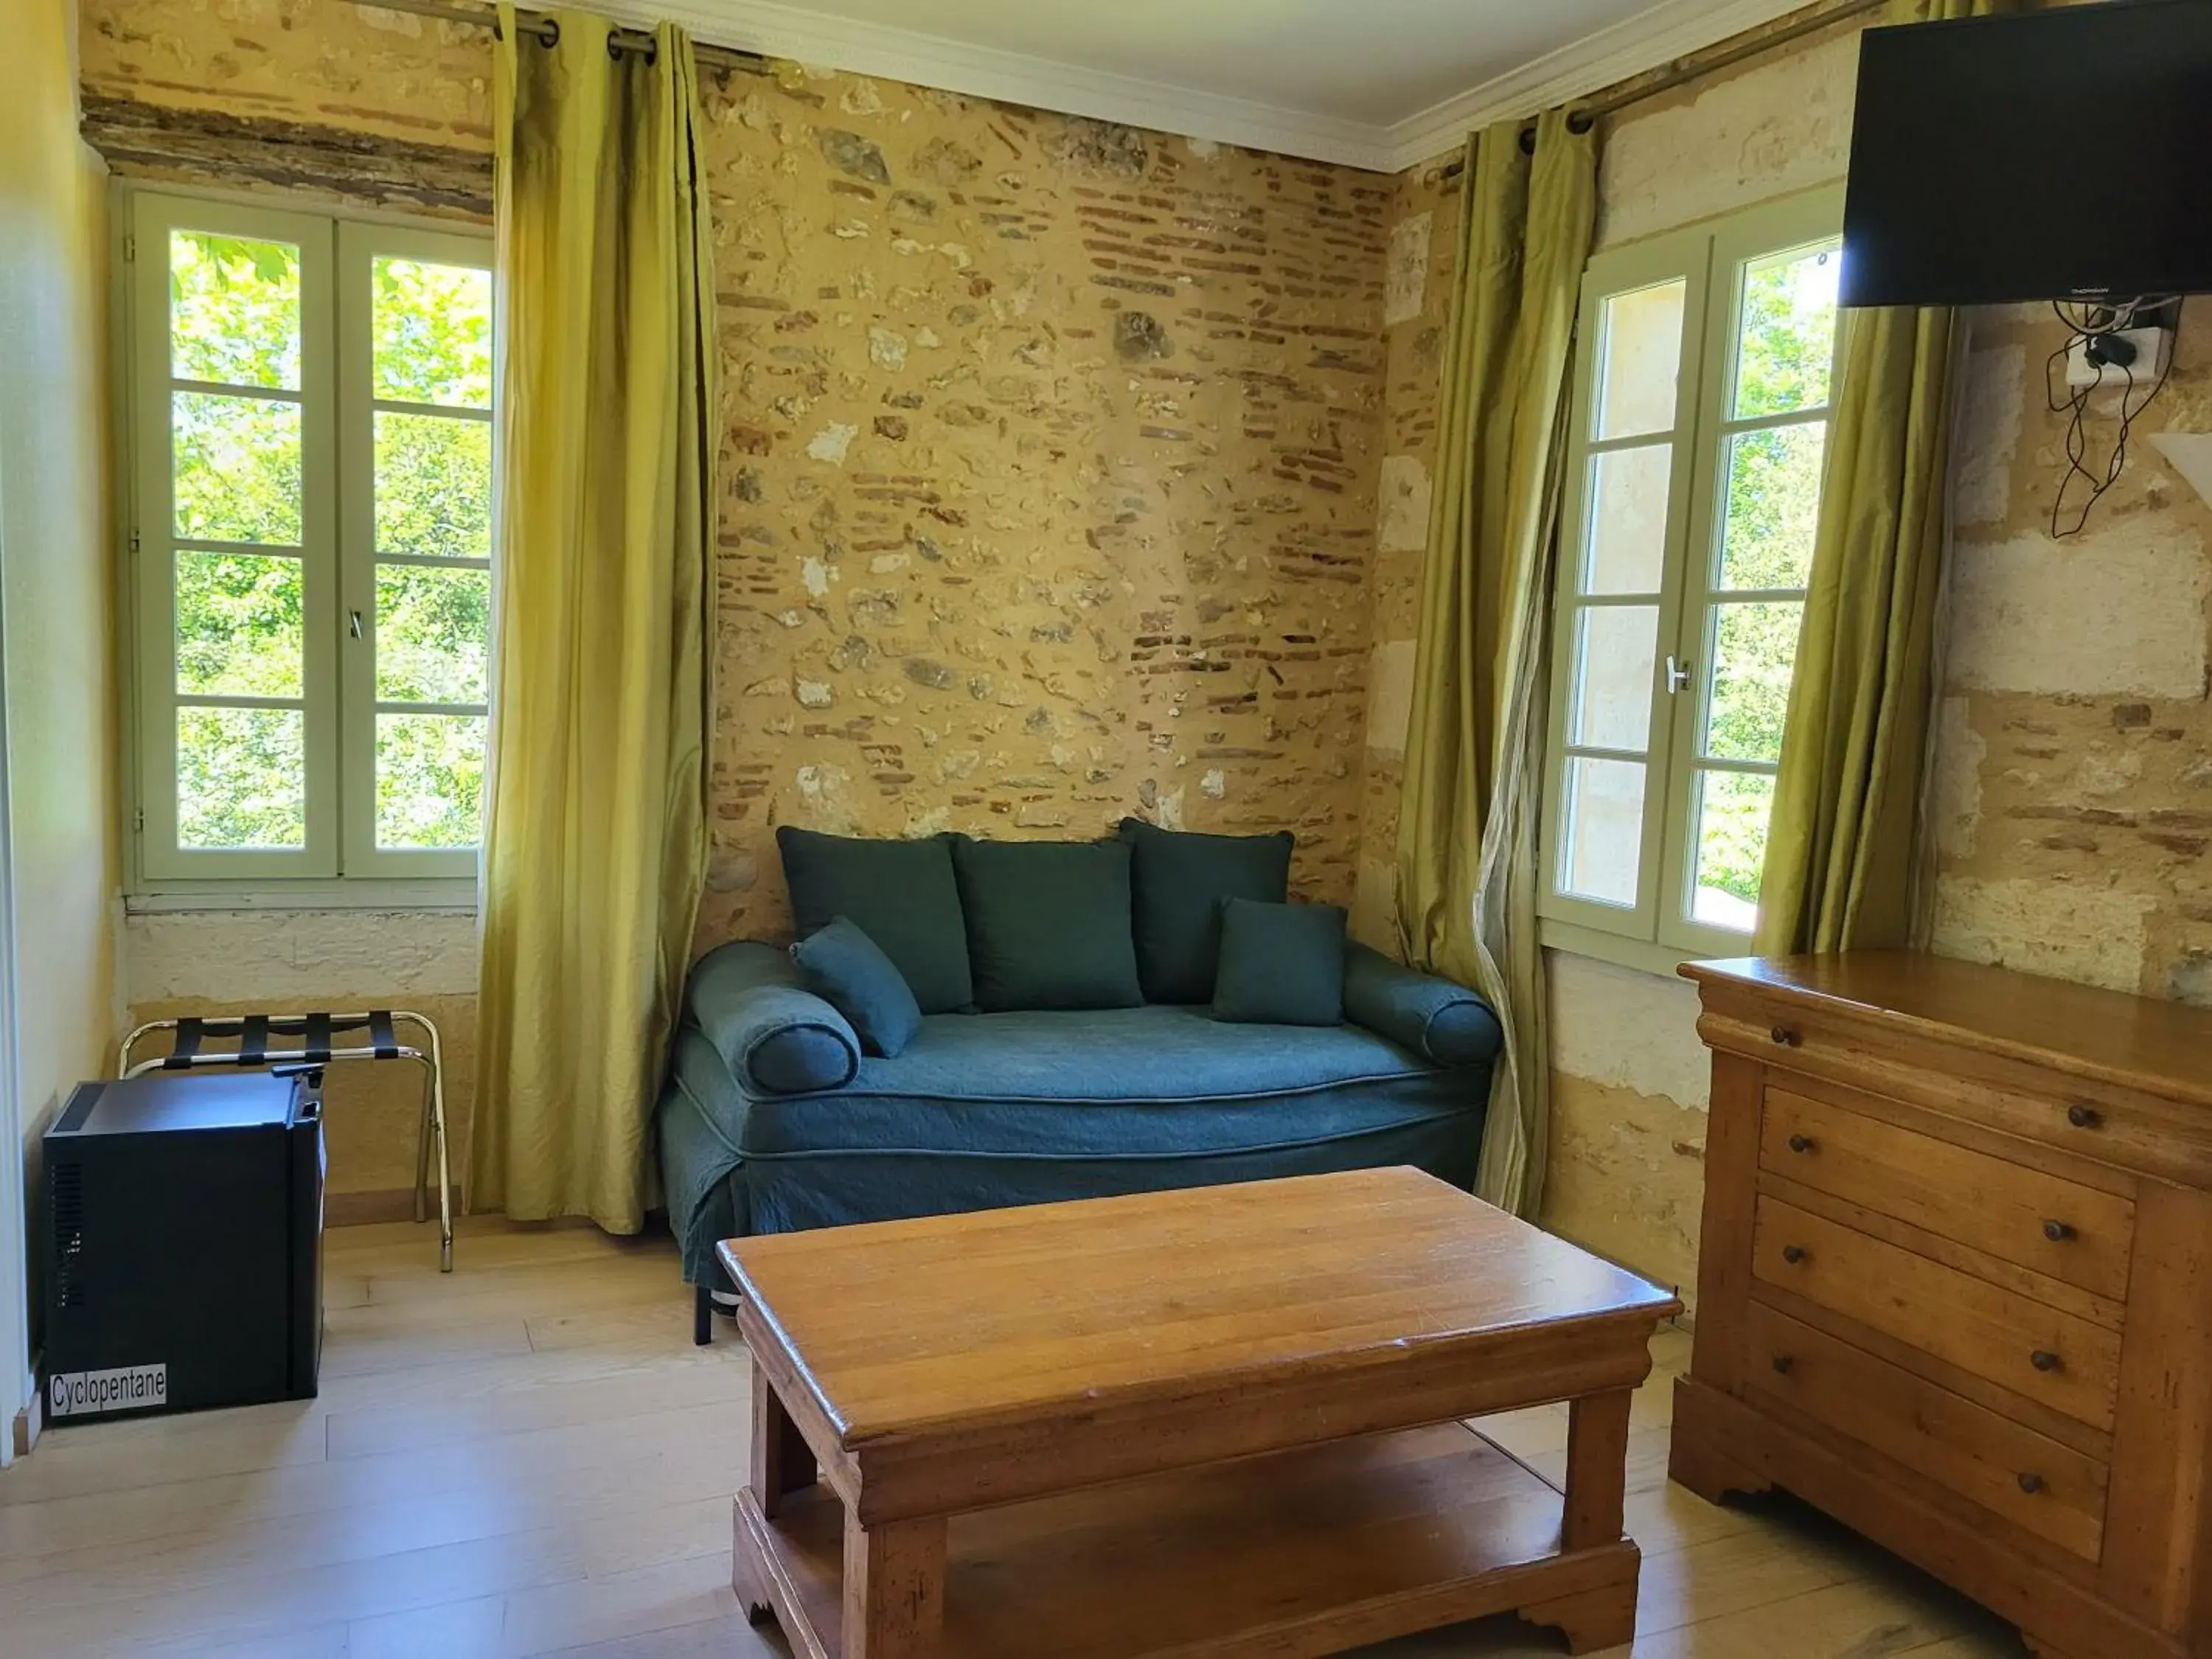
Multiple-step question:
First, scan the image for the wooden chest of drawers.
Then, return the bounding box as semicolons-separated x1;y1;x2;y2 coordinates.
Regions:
1672;953;2212;1659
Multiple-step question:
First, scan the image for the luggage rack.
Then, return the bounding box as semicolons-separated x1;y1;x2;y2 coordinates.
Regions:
119;1009;455;1271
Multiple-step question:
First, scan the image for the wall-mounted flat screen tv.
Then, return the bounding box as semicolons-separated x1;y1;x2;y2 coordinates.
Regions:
1840;0;2212;308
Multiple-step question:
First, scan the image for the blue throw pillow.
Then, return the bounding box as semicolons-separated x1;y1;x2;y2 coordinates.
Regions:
792;917;922;1058
950;836;1144;1011
777;827;974;1014
1212;897;1347;1026
1119;818;1295;1004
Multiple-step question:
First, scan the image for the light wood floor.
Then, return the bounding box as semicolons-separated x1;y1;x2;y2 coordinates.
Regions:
0;1218;2036;1658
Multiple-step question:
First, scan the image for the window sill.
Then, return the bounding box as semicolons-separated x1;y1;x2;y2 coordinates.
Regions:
1538;918;1714;981
126;880;478;916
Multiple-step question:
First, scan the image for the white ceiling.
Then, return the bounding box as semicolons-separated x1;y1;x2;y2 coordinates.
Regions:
619;0;1817;170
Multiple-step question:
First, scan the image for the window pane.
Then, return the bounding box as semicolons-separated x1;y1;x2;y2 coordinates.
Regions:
373;257;493;408
175;552;303;698
173;392;302;544
1704;600;1801;764
1718;424;1826;592
1583;445;1672;595
378;712;486;849
178;706;305;849
378;563;490;703
375;411;490;558
1691;768;1775;931
1596;279;1686;440
1560;757;1645;908
1569;605;1658;752
170;231;300;391
1731;243;1840;420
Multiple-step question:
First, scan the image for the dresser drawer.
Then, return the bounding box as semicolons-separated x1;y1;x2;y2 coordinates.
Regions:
1745;1302;2108;1561
1752;1197;2122;1431
1760;1088;2135;1301
1702;995;2212;1189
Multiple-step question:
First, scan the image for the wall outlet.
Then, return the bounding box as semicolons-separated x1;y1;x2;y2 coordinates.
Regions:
2066;325;2174;392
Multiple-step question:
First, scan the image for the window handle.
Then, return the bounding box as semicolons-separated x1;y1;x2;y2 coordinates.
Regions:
1665;654;1693;695
349;609;364;641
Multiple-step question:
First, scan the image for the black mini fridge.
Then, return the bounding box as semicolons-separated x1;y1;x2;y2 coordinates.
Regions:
40;1069;324;1422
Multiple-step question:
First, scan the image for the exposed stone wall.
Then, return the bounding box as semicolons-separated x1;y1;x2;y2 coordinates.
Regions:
694;66;1391;940
1349;156;1458;948
83;0;1393;1200
80;0;494;153
1933;312;2212;998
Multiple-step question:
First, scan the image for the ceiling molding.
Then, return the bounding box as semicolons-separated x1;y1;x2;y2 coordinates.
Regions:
1383;0;1818;171
594;0;1397;170
580;0;1829;175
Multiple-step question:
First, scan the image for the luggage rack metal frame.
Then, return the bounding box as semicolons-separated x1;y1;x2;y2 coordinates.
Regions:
118;1009;455;1271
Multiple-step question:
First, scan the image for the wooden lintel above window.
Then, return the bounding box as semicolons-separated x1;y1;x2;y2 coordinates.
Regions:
80;95;493;224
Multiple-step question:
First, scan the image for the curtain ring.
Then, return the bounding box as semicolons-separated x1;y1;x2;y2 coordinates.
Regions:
609;31;658;65
1517;123;1537;156
1567;109;1596;134
532;15;560;48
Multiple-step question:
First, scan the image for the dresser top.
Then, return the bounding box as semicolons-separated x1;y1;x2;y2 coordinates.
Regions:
1683;951;2212;1110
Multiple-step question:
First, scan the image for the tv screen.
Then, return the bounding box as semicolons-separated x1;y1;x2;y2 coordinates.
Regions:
1840;0;2212;308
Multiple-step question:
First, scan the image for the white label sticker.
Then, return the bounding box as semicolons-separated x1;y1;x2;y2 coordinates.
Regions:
49;1363;167;1417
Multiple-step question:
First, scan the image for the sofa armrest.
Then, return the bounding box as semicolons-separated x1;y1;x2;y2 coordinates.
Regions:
1343;943;1502;1068
687;940;861;1096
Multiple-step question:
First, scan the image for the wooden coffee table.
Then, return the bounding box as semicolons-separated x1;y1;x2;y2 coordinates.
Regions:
717;1166;1678;1658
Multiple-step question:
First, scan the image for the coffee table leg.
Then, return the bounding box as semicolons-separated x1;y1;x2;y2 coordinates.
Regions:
750;1358;816;1519
1562;1388;1633;1550
1520;1386;1638;1655
843;1512;947;1659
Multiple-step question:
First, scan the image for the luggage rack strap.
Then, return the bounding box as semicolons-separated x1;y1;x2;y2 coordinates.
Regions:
164;1010;405;1069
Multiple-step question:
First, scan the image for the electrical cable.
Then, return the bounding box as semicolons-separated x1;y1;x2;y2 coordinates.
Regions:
2044;296;2179;538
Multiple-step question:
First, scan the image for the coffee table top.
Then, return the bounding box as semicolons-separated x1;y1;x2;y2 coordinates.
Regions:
720;1166;1676;1449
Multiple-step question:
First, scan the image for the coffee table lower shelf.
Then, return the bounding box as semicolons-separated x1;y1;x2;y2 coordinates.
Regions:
733;1420;1641;1659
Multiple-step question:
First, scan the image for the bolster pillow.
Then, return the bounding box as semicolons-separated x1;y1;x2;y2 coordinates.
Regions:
686;941;861;1096
1342;943;1503;1068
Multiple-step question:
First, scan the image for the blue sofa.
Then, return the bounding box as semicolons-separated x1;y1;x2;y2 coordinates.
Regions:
655;828;1500;1342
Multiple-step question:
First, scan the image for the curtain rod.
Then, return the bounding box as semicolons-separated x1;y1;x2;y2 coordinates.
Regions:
1441;0;1888;176
352;0;773;72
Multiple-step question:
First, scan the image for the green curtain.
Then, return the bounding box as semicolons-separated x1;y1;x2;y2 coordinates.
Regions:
472;7;717;1231
1754;0;2006;957
1396;110;1597;1217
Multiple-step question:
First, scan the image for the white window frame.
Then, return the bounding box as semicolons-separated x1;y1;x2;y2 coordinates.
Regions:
122;189;491;890
1539;184;1846;965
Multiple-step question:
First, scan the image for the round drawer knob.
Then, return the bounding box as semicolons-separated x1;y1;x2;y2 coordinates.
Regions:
1787;1134;1816;1154
2043;1220;2076;1243
2018;1472;2046;1495
2030;1349;2063;1374
1781;1245;1809;1265
1772;1354;1795;1375
2066;1103;2102;1130
1770;1026;1801;1048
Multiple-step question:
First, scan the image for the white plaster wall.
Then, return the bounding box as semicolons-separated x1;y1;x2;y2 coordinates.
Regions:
1948;529;2211;700
1545;950;1711;1109
124;910;478;1007
1595;30;1858;251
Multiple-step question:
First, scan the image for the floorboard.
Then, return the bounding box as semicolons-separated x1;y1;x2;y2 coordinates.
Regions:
0;1220;2034;1658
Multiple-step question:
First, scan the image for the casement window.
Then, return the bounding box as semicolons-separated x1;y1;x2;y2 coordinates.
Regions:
1539;186;1844;961
125;191;493;885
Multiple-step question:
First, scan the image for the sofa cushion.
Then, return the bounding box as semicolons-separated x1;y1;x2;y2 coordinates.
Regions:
777;827;973;1014
735;1006;1489;1233
686;942;860;1095
950;836;1144;1012
793;917;922;1058
1343;944;1502;1067
1119;818;1295;1004
1211;898;1348;1026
